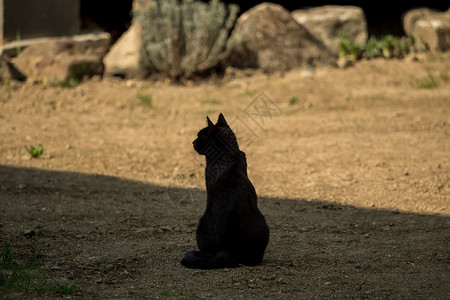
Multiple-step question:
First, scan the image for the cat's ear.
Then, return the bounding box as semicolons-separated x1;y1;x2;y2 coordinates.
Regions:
216;113;228;127
207;116;215;128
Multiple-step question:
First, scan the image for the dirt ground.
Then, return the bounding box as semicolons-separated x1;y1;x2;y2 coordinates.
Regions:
0;52;449;299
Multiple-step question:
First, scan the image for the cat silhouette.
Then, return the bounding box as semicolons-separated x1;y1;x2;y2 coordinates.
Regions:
181;113;269;269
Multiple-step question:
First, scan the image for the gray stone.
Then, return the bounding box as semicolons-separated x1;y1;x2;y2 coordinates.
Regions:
291;5;368;54
226;3;335;72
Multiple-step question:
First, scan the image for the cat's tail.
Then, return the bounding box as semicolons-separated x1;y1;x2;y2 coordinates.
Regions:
181;251;239;269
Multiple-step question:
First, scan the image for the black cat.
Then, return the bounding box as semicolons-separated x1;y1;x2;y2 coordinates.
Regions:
181;113;269;269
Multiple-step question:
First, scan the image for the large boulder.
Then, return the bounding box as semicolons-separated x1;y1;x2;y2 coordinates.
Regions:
402;8;437;35
291;5;368;54
104;0;155;77
13;33;110;83
226;3;335;72
404;8;450;52
103;22;142;76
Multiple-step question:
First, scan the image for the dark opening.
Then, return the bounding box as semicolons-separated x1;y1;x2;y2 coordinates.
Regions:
80;0;133;43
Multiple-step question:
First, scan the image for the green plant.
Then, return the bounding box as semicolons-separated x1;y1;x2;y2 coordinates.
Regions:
0;241;46;294
25;144;44;158
200;97;219;104
364;36;382;59
417;74;438;89
364;94;386;101
112;266;119;276
203;108;216;115
338;38;351;59
137;90;153;107
349;43;364;61
337;34;362;61
339;34;426;61
244;89;257;97
0;241;77;296
55;282;76;295
1;242;12;266
49;77;80;89
407;34;426;53
160;284;178;297
137;0;239;80
289;96;298;105
16;30;22;55
395;36;410;57
381;35;396;58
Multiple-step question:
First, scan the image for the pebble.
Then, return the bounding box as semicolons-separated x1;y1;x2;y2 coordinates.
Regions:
22;229;35;237
125;80;136;88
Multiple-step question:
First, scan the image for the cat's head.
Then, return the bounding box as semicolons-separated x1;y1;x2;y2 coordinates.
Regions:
193;113;240;158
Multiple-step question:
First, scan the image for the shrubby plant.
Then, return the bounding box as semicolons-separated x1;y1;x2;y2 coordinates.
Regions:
364;36;383;59
136;0;239;80
339;34;426;61
25;144;44;158
381;35;396;58
417;74;438;89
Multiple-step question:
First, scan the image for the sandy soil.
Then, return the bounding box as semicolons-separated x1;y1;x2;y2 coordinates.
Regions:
0;52;449;299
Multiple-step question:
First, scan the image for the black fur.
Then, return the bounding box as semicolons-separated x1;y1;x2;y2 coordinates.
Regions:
181;113;269;269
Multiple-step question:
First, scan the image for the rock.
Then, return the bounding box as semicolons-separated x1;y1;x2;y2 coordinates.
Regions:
0;56;26;83
402;8;437;35
103;22;143;76
1;32;111;58
411;9;450;52
291;5;368;54
226;3;335;72
103;0;155;77
13;33;110;83
133;0;155;12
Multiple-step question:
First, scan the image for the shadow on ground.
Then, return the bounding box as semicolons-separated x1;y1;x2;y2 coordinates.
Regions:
1;165;449;299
